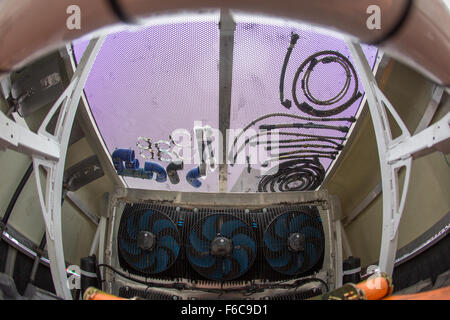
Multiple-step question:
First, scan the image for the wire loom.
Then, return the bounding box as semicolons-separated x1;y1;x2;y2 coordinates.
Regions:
229;113;351;192
250;33;363;192
258;158;325;192
293;50;362;117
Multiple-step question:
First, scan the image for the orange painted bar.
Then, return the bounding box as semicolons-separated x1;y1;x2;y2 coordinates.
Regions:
83;287;127;300
384;286;450;300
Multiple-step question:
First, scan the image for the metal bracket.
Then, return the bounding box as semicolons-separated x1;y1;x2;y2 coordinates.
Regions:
346;40;413;277
347;40;450;277
218;9;236;192
31;36;105;300
0;36;107;300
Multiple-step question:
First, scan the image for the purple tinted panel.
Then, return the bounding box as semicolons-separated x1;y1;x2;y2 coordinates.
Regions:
73;20;220;192
73;16;377;193
227;21;377;191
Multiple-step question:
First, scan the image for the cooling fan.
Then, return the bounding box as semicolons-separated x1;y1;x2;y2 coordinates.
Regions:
118;208;180;275
187;214;257;281
263;209;324;276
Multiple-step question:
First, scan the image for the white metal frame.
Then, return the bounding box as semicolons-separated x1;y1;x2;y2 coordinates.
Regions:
0;30;449;298
0;36;105;299
346;40;450;277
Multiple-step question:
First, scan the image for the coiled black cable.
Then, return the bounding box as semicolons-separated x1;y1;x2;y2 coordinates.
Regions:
292;50;362;117
258;158;325;192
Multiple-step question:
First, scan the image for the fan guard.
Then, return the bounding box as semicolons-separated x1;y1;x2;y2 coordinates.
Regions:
186;214;257;281
263;209;324;276
118;208;180;274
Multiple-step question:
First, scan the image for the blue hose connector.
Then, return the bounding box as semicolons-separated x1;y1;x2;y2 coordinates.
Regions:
186;167;202;188
144;162;167;183
112;149;135;173
125;158;139;170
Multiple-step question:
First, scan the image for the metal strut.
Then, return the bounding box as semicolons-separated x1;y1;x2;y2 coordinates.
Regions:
346;40;450;277
31;36;105;299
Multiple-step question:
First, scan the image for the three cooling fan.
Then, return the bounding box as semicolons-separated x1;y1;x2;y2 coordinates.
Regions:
118;207;325;281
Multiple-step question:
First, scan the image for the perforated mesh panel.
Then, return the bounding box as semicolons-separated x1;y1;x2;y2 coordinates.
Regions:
227;15;377;191
72;12;377;193
73;14;221;192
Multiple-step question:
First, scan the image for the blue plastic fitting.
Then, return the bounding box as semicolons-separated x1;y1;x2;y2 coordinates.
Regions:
186;167;202;188
112;149;135;173
144;162;167;183
112;149;135;162
125;158;139;170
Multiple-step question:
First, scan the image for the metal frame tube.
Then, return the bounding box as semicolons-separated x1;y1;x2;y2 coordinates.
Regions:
30;36;106;299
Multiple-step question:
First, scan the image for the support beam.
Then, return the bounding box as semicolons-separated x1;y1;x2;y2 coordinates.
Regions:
387;112;450;164
334;220;343;288
344;183;382;227
321;52;386;188
65;191;100;225
0;113;60;160
344;85;445;227
340;221;353;257
218;9;236;193
415;86;445;134
59;44;127;189
32;36;105;300
98;217;107;290
89;221;102;256
5;246;17;277
347;40;413;277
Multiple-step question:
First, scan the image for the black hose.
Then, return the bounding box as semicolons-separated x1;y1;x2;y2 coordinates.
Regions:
228;113;354;164
266;143;343;151
262;154;336;167
280;33;300;109
275;150;338;158
232;131;344;165
292;51;362;117
260;122;350;133
252;137;343;148
166;161;183;185
2;163;33;224
258;158;326;192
